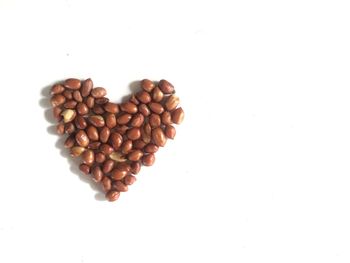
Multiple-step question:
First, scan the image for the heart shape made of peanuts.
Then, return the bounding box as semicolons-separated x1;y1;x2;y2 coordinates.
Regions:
50;78;184;201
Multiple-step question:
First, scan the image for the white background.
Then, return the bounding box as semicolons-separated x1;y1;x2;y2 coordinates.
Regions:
0;0;350;262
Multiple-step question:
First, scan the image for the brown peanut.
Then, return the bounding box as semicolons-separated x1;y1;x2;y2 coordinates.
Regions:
165;95;180;111
104;102;119;113
144;144;159;153
76;130;90;147
149;113;161;128
102;159;115;174
129;94;139;105
102;176;112;192
75;116;87;129
128;150;143;161
171;107;184;124
149;102;164;114
115;125;129;135
105;113;117;128
51;84;64;95
111;169;128;180
121;140;133;154
165;125;176;139
130;113;144;127
161;111;172;125
63;90;73;100
51;94;66;107
130;161;141;174
141;79;155;92
64;100;77;109
141;123;152;143
136;91;152;104
158;79;174;94
86;96;95;108
64;122;75;134
73;90;83;102
86;126;99;141
79;164;90;175
105;190;120;202
51;84;65;94
92;166;103;182
127;127;141;140
77;102;89;115
120;102;138;114
53;107;62;121
110;132;123;150
81;79;93;97
124;175;137;185
88;115;105;127
133;140;146;150
64;78;81;90
64;136;75;148
112;181;128;192
117;162;131;172
95;152;106;163
142;153;155;166
91;87;107;98
99;127;110;143
152;127;167;147
95;97;109;105
100;144;114;155
138;103;151;116
88;141;101;150
92;105;105;115
152;87;164;102
117;113;132;125
56;123;65;135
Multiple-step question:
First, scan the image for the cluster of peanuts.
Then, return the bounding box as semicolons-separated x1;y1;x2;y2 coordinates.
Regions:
50;78;184;201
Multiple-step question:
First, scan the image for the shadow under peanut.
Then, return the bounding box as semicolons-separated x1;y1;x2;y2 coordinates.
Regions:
39;82;105;201
119;80;140;102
